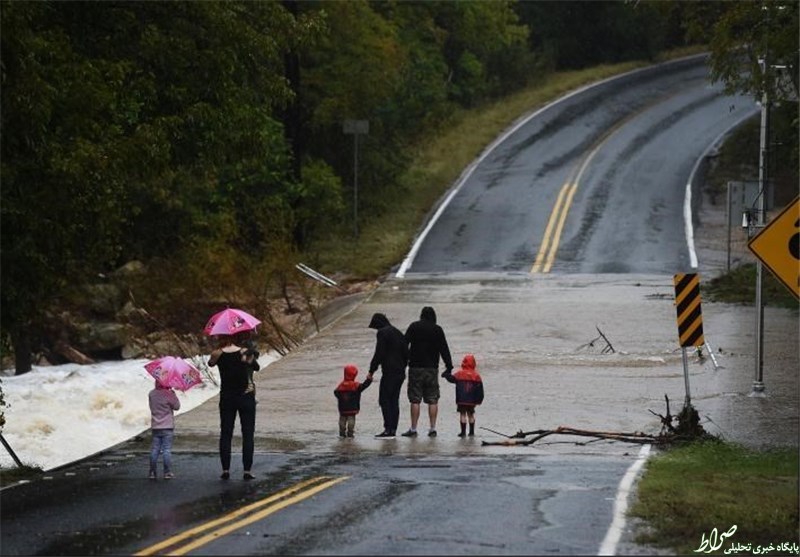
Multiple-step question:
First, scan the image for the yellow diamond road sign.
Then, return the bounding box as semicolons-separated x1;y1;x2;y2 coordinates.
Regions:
747;196;800;300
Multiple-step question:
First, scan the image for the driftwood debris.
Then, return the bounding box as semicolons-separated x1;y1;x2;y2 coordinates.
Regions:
482;395;709;448
576;325;615;354
53;340;95;365
481;426;663;447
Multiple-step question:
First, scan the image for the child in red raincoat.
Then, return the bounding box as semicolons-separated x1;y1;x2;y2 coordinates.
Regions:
442;354;484;437
334;364;373;437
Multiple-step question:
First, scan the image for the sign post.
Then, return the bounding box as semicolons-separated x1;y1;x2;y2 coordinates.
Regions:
673;273;706;409
746;195;800;395
343;119;369;239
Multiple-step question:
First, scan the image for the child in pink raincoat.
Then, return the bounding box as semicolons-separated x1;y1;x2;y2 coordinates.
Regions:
442;354;484;437
148;380;181;479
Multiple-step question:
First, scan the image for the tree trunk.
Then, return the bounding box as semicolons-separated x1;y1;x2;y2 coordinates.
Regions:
11;326;32;375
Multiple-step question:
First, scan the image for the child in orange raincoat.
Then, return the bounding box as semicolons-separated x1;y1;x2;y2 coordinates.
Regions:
334;364;373;437
442;354;484;437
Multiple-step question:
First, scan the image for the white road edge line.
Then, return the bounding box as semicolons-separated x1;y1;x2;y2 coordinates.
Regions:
597;444;652;556
683;107;759;270
395;54;708;278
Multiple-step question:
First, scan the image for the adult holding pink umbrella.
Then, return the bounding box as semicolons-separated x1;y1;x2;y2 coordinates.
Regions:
205;308;261;481
203;308;261;336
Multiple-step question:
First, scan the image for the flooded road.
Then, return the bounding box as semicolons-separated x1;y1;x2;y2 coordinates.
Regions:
2;54;796;555
4;270;793;556
179;272;797;457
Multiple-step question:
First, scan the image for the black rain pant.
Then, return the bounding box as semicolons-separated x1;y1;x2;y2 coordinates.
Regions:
219;392;256;472
379;373;405;434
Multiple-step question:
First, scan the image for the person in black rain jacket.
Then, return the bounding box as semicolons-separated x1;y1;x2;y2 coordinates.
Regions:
401;306;453;437
367;313;408;438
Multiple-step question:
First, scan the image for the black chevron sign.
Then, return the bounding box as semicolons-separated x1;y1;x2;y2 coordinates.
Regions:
673;273;705;348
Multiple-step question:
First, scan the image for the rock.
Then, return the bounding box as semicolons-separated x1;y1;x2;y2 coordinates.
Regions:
83;283;124;317
111;260;146;279
115;301;150;325
121;338;148;359
72;321;133;353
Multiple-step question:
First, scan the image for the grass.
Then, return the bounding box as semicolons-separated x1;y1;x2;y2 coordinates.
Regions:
630;440;799;555
704;263;799;309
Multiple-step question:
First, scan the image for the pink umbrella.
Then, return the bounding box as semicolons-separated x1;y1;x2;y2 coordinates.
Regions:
144;357;204;392
203;308;261;336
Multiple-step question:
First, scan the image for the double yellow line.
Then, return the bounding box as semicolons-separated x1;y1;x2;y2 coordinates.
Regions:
135;475;348;556
530;101;655;274
531;181;579;274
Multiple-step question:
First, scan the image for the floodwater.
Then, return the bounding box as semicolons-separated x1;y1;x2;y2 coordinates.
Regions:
172;194;798;458
176;275;798;459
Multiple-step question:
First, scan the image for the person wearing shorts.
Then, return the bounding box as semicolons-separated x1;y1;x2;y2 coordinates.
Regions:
401;306;453;437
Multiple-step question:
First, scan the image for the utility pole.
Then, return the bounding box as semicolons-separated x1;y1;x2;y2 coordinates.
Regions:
750;61;768;397
342;119;369;239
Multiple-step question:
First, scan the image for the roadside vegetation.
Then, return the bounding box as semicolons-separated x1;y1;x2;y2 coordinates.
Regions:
630;440;799;555
705;263;798;309
4;1;797;377
702;111;799;309
0;465;43;487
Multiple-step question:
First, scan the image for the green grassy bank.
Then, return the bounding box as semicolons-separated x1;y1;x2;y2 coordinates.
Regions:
630;441;799;555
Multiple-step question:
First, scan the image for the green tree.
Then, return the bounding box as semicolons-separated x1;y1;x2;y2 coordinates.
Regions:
516;1;669;70
0;1;315;373
671;1;799;192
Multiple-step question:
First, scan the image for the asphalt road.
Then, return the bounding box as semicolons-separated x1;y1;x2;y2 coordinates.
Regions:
3;56;792;557
403;54;757;275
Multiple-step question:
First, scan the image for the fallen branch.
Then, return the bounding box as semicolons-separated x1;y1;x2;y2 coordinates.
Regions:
482;395;709;448
481;426;662;447
648;394;676;435
576;325;615;353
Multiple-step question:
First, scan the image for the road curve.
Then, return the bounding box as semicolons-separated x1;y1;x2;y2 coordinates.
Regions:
400;54;758;276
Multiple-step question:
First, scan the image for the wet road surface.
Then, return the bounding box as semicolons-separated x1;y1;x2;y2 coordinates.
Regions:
2;55;796;556
3;272;795;555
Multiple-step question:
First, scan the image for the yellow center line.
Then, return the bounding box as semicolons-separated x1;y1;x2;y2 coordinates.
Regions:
134;475;346;556
531;181;571;273
530;117;630;274
542;183;579;273
529;91;676;274
167;476;349;556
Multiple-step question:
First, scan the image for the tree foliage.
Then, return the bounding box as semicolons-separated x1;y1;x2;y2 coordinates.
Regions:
668;0;799;192
0;1;316;372
666;0;799;100
2;1;795;374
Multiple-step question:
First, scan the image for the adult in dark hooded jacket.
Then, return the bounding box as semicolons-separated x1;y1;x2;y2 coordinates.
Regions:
367;313;408;438
401;306;453;437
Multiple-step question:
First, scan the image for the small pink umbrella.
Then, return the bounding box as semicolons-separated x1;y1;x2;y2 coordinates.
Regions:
203;308;261;336
144;356;204;392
